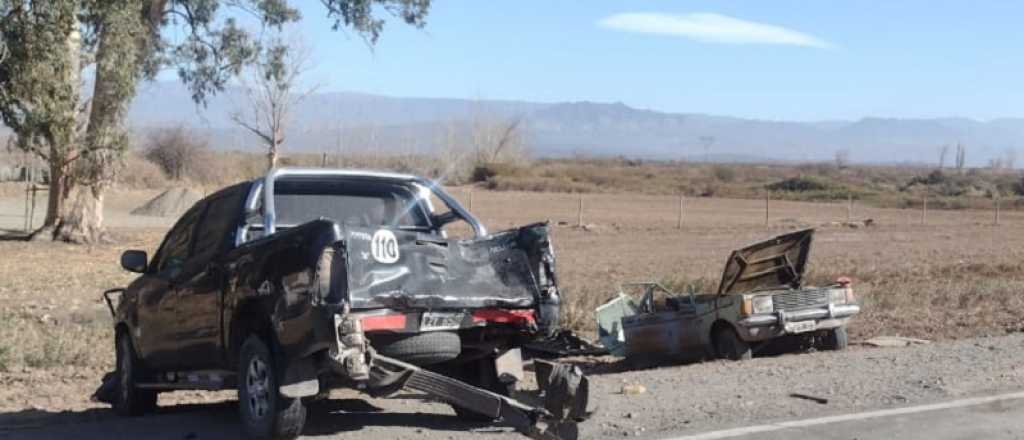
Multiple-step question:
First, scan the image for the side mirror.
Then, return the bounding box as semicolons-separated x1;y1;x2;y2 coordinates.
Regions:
121;250;148;273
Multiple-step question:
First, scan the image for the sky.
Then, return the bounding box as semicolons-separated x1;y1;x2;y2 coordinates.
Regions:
266;1;1023;122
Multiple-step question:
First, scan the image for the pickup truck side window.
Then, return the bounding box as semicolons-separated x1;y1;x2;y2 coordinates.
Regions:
192;189;244;262
150;205;202;276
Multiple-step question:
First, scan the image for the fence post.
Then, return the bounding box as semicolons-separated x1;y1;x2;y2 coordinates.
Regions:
468;188;474;211
577;194;584;227
764;194;770;227
28;185;37;232
677;194;684;229
921;194;927;225
995;197;1001;226
23;184;30;233
847;194;853;222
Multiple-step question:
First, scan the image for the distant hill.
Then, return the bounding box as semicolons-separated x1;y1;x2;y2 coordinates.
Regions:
3;81;1020;167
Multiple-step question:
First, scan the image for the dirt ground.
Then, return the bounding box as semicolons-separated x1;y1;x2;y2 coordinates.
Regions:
1;186;1023;438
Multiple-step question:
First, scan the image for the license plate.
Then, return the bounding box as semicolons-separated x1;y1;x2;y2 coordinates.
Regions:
785;321;816;334
420;312;465;331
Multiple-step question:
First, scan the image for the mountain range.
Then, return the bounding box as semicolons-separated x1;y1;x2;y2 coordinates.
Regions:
8;81;1024;167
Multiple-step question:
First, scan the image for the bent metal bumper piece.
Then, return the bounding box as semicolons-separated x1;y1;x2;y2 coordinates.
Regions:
738;304;861;327
368;355;588;440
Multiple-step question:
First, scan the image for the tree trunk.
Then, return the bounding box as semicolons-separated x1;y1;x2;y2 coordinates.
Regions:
267;146;278;170
57;0;150;243
55;184;109;243
42;159;67;227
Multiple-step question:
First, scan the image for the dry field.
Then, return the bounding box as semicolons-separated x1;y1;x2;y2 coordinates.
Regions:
2;186;1024;423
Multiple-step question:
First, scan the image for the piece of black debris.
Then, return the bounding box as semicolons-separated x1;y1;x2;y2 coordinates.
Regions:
789;393;829;404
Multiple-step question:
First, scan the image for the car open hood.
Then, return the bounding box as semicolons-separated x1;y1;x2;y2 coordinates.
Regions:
717;228;814;295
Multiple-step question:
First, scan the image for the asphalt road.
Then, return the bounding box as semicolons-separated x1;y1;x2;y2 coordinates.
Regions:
4;392;1024;440
664;392;1024;440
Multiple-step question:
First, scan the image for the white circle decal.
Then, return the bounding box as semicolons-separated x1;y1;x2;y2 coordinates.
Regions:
371;229;400;264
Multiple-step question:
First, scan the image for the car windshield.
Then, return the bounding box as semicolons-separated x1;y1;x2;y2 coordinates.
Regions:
272;177;431;229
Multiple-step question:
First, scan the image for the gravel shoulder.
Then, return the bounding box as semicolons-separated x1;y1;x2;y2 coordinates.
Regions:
3;333;1024;440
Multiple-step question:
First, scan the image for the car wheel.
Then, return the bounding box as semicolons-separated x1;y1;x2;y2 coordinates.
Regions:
113;330;157;416
450;356;514;421
819;326;849;351
238;335;307;440
372;331;461;366
714;326;752;361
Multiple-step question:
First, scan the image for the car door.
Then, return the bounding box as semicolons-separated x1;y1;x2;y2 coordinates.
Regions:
136;204;203;369
174;188;244;369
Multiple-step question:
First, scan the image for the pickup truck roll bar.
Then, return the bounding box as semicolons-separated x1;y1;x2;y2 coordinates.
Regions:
253;167;488;237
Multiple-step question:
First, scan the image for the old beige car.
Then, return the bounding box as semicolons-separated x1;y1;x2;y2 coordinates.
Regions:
597;229;860;361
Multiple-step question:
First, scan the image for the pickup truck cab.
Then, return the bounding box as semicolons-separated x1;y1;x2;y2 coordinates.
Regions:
598;229;860;362
100;168;584;440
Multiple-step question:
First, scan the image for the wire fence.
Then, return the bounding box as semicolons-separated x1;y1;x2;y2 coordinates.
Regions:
446;188;1017;231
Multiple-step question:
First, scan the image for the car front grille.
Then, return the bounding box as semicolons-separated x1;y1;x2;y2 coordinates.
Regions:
773;289;828;311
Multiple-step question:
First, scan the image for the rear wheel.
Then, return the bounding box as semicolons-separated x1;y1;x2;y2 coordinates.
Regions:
819;326;849;351
237;336;307;440
714;326;752;361
113;330;157;416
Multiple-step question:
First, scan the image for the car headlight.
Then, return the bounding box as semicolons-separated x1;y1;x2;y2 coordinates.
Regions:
751;295;774;314
829;288;848;304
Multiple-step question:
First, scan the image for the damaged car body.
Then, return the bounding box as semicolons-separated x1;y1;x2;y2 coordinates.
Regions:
96;168;586;440
597;229;860;362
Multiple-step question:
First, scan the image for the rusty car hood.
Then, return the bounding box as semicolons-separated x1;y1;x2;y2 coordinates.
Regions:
717;228;813;295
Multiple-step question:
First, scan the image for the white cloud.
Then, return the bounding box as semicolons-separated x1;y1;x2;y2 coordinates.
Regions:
597;12;835;49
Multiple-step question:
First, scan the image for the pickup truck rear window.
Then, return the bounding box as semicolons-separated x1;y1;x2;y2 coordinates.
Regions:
273;179;430;229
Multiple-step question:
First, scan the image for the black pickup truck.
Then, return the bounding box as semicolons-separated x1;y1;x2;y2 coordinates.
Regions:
97;168;586;440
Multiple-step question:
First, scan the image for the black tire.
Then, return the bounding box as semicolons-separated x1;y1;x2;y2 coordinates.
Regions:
449;356;514;422
113;330;157;416
819;326;849;351
373;331;461;366
714;326;752;361
238;336;307;440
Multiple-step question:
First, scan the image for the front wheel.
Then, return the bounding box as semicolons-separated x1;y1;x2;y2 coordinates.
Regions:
113;331;157;416
819;326;849;351
238;336;307;440
714;326;752;361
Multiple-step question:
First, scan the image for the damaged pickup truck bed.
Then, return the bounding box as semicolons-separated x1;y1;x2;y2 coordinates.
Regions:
96;168;587;440
598;229;861;362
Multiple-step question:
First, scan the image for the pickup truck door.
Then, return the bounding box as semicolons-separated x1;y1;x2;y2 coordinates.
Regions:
172;258;224;368
173;189;245;369
133;272;179;367
136;205;204;369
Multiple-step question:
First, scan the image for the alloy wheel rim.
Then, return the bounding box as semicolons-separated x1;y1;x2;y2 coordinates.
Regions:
246;357;271;419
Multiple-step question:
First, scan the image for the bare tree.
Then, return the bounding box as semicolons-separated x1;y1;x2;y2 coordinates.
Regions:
1005;148;1017;170
699;136;715;163
938;144;949;169
955;142;967;173
230;37;318;171
834;149;850;169
471;115;526;165
143;126;209;180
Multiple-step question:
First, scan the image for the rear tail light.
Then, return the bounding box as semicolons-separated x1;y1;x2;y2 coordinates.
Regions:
471;309;535;326
359;314;407;331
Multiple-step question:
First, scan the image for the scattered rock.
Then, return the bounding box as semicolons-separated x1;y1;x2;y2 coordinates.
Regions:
620;383;646;395
862;336;931;348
